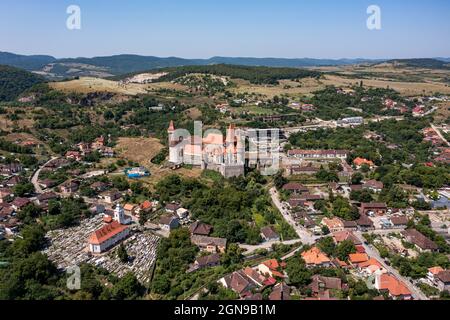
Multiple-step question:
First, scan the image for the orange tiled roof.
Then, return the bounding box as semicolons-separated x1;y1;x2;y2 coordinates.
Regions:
353;157;374;167
141;200;152;210
378;274;411;297
301;247;331;265
428;266;444;275
358;258;382;269
262;259;280;271
89;221;128;245
349;253;369;264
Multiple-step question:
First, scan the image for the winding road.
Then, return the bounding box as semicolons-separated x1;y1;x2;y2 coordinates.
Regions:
30;156;59;194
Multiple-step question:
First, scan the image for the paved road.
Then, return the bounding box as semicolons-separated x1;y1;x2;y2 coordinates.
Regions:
355;231;428;301
30;156;59;194
269;187;319;245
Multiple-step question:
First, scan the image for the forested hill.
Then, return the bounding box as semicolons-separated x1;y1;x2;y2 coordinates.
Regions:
0;65;45;101
120;64;322;85
384;58;450;70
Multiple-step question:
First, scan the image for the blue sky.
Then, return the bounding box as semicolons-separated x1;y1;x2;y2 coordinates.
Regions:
0;0;449;59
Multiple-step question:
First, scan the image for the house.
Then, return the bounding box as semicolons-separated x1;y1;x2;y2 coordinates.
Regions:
389;216;409;229
435;271;450;292
301;247;332;268
289;164;318;176
269;283;291;301
257;259;285;278
0;217;20;235
353;157;374;169
349;253;369;265
427;266;444;283
375;274;412;300
220;271;257;297
288;150;348;160
0;163;23;175
11;197;30;211
401;229;438;252
342;220;358;231
321;217;345;233
362;180;384;192
65;151;83;161
356;214;375;231
36;192;59;206
0;188;12;203
158;214;180;231
360;203;387;216
310;275;343;298
358;258;386;275
165;202;181;213
88;221;130;254
0;203;13;221
189;221;213;236
138;200;153;214
5;176;24;187
243;267;268;287
176;208;189;220
194;253;221;270
288;197;305;208
191;235;227;253
260;226;280;242
91;181;109;192
332;231;362;246
282;182;308;194
60;180;80;194
101;190;122;204
39;179;57;189
123;204;136;215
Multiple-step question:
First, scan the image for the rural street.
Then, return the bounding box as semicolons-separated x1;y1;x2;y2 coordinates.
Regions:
355;232;429;300
269;187;319;245
431;123;450;147
30;156;59;194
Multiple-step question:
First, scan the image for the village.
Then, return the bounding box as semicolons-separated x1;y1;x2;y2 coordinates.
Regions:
1;106;449;301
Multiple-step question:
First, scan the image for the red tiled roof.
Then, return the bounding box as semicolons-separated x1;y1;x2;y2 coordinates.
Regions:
89;221;128;245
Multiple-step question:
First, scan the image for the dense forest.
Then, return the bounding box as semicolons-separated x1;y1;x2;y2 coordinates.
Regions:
0;65;44;101
123;64;322;85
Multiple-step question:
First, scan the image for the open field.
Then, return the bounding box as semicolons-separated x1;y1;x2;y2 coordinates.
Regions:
113;137;202;188
50;77;188;95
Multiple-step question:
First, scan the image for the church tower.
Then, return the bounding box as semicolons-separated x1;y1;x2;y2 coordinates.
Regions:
114;204;127;225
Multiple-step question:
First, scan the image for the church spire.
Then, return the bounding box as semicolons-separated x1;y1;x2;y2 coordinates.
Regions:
168;120;175;132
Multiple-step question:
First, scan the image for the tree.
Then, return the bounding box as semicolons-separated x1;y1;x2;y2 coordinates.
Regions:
273;170;288;189
351;173;364;185
117;244;129;263
111;273;144;300
221;243;244;267
317;237;336;256
13;183;35;197
285;257;312;287
336;240;356;261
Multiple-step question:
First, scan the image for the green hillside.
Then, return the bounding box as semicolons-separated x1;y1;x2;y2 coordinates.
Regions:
0;65;45;101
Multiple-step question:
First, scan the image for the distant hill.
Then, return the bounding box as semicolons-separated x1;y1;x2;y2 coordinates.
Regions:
1;51;449;79
133;64;322;85
0;51;388;79
0;52;56;71
0;65;45;101
383;58;450;69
